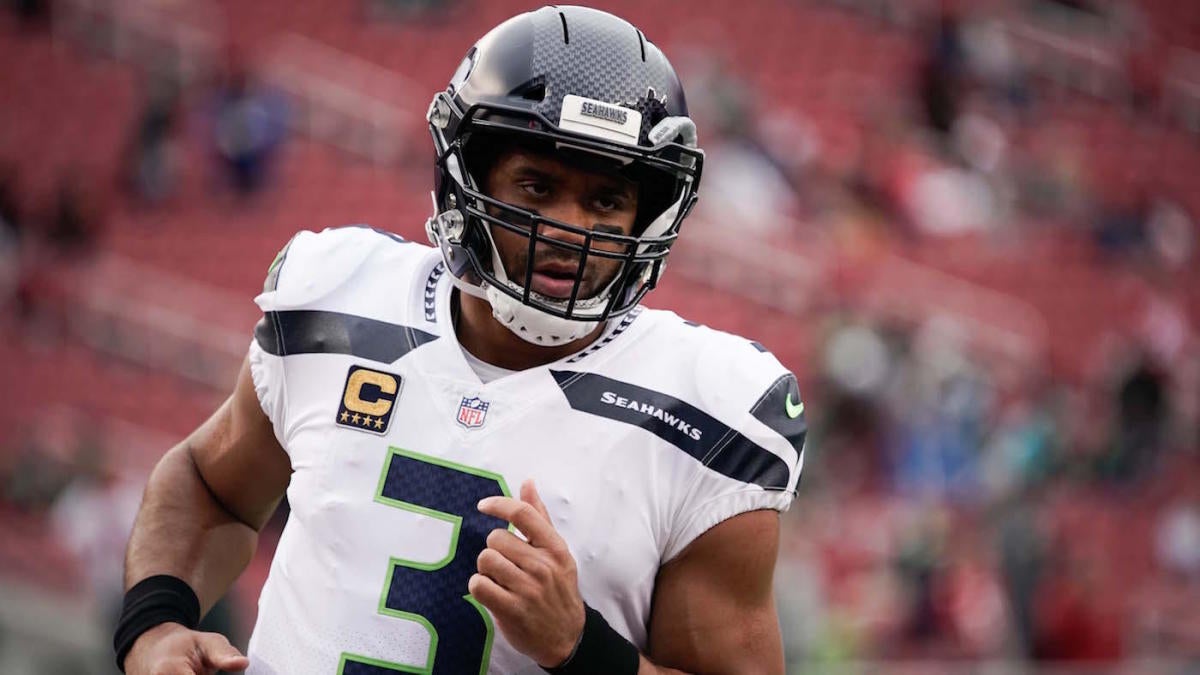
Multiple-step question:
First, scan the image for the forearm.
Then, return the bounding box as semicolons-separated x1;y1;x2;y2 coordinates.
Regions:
638;612;783;675
124;443;260;613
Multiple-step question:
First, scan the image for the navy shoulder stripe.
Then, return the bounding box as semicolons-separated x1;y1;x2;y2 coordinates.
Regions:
749;373;807;455
255;310;437;362
549;370;791;490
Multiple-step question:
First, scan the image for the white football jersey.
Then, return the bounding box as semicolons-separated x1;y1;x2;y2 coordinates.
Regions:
244;227;806;674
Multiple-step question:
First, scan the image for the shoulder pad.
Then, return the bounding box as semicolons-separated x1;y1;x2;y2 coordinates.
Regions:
684;319;807;457
256;226;418;311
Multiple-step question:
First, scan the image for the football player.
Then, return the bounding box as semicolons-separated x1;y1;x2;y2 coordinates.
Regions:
116;6;806;674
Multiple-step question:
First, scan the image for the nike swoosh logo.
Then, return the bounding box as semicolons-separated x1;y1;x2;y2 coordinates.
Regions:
785;393;804;419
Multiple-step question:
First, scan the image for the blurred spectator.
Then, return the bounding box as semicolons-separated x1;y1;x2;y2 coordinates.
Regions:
818;321;894;491
1104;355;1168;479
889;320;991;501
45;171;103;258
843;115;919;238
45;426;246;672
683;55;800;236
891;509;951;652
1140;497;1200;656
773;529;828;666
681;54;753;140
699;138;800;237
1094;180;1153;260
1146;197;1195;271
942;534;1008;656
1156;500;1200;582
49;432;138;611
0;163;24;240
981;376;1060;499
1136;284;1192;368
1093;178;1194;271
996;493;1048;658
2;435;74;514
961;10;1033;115
211;61;288;199
123;76;183;206
917;5;966;137
0;163;25;311
1031;544;1123;661
12;0;49;30
905;153;1002;236
1011;121;1089;222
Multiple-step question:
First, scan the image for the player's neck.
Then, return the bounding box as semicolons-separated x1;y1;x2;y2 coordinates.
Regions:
454;290;605;371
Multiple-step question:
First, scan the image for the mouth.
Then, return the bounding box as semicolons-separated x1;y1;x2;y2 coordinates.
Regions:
529;261;582;299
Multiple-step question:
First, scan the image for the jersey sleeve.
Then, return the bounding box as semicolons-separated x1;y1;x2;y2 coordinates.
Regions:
246;226;417;449
248;337;288;447
246;232;300;447
661;337;807;563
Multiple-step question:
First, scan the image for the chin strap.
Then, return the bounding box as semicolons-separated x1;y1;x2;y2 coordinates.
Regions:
484;282;600;346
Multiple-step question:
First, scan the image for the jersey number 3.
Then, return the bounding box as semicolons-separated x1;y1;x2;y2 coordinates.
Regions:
339;447;510;675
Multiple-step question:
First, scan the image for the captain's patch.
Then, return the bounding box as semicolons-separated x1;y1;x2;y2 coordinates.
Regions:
337;365;402;434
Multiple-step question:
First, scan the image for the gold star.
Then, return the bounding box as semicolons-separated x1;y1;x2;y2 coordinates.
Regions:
362;415;374;427
373;417;384;429
340;411;350;423
351;413;362;425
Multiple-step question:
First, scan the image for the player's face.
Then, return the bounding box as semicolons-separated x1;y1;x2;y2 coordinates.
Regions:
483;148;639;301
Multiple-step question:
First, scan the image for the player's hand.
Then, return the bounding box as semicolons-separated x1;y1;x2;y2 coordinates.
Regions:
123;622;249;675
473;480;585;668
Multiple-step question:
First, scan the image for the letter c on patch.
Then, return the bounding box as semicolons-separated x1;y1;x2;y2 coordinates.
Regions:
344;369;397;416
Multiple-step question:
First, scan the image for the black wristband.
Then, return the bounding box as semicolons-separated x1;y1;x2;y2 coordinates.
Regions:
113;574;201;672
545;604;639;675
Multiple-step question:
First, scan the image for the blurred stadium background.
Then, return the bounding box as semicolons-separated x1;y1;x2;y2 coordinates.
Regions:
1;0;1199;672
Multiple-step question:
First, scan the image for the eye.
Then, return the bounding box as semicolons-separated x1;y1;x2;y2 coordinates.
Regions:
520;181;550;198
592;194;626;213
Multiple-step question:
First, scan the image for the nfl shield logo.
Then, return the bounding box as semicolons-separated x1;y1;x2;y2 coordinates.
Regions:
457;396;490;429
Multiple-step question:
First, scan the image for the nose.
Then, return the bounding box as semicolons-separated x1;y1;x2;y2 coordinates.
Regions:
534;203;592;253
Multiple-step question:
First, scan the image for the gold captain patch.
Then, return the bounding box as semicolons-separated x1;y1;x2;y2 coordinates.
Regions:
337;365;402;434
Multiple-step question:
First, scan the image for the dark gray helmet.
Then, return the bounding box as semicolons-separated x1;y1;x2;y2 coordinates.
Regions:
426;5;703;345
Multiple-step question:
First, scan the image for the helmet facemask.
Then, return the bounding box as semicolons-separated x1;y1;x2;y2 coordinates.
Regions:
428;94;702;346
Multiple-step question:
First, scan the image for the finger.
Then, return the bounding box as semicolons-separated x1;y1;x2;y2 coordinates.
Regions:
478;496;559;548
477;546;528;591
468;572;517;613
486;527;538;567
196;632;250;671
522;479;552;523
486;527;560;583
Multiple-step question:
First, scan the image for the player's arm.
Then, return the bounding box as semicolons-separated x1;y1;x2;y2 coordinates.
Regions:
120;355;291;674
641;509;784;674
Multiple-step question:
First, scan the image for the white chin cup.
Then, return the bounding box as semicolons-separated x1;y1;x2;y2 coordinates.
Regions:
484;283;600;346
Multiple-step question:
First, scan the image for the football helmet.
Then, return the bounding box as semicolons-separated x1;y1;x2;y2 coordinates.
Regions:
426;5;703;346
